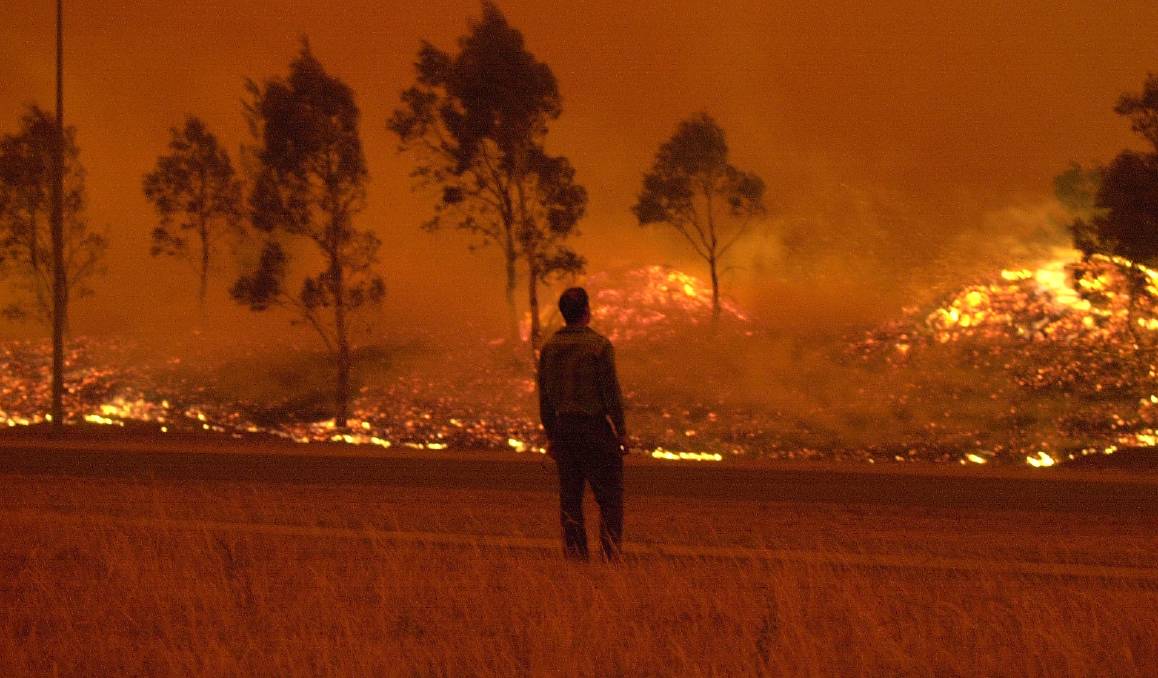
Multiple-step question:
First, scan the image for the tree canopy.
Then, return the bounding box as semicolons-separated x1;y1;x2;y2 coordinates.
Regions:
1072;74;1158;267
233;40;383;427
143;116;243;306
633;112;765;321
0;105;105;324
390;1;585;352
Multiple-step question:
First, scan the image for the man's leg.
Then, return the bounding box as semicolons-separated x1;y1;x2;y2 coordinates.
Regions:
555;448;588;560
587;449;624;562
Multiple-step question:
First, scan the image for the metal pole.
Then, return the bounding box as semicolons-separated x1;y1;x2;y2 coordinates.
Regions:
50;0;65;428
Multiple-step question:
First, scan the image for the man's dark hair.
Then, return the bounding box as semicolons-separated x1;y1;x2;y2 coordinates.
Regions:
559;287;590;325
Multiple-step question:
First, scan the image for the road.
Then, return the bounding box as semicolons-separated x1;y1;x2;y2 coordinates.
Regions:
0;437;1155;516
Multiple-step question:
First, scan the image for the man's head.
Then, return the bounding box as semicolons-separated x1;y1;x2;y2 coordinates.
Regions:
559;287;590;326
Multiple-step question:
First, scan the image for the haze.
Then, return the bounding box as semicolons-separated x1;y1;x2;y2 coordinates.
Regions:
4;0;1158;341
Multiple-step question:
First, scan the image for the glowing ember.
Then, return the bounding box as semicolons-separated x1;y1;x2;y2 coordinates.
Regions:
4;252;1156;468
649;447;724;462
1027;451;1056;468
862;249;1158;466
525;266;751;343
925;251;1157;344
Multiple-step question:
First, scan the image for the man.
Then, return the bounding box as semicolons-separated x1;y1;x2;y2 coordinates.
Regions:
538;287;628;561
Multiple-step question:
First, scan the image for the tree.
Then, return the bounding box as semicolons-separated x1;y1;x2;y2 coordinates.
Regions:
1091;151;1158;265
389;1;586;354
1076;73;1158;264
232;39;383;428
143;116;243;309
0;105;106;326
633;113;765;322
1115;73;1158;151
1066;74;1158;346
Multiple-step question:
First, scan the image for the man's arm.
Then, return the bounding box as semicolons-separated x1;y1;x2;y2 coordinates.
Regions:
598;342;626;441
537;347;557;442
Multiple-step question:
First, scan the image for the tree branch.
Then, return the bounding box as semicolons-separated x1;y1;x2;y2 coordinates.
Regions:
718;212;755;258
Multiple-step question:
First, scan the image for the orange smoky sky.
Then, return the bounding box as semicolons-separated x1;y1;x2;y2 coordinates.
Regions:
3;0;1158;339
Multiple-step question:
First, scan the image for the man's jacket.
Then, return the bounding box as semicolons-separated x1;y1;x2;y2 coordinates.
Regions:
537;325;626;442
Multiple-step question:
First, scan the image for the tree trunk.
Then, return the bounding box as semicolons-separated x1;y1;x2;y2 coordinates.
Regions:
332;252;350;429
704;185;721;325
197;171;210;318
511;147;535;353
505;249;519;343
510;130;551;360
28;203;38;275
29;202;51;321
708;254;721;323
198;222;210;318
336;326;351;429
527;260;541;362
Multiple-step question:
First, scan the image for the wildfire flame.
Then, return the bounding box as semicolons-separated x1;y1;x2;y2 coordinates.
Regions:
522;266;751;343
6;256;1156;467
871;249;1158;466
926;251;1158;343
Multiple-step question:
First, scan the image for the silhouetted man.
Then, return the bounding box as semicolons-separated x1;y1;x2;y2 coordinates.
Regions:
538;287;628;561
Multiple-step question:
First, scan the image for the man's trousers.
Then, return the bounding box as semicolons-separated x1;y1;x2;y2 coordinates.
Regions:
552;414;624;561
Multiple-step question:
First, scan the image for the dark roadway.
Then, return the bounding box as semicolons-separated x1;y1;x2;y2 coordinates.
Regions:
1;441;1155;517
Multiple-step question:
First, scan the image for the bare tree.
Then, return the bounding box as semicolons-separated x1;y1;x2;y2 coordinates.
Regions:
633;113;766;321
143;116;242;310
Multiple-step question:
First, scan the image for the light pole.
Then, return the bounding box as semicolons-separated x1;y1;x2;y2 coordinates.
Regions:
50;0;65;429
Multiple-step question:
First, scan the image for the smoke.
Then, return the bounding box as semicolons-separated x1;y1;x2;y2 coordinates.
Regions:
4;0;1153;461
4;0;1144;351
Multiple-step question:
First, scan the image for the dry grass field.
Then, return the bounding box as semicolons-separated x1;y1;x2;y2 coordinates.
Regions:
2;467;1157;676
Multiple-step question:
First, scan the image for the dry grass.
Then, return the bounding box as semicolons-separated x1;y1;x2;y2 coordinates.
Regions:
2;475;1157;676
